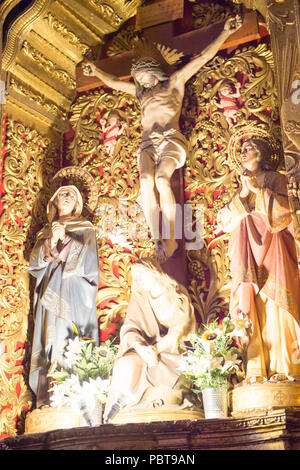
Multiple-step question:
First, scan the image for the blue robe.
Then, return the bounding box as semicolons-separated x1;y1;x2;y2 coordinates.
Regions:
28;217;99;396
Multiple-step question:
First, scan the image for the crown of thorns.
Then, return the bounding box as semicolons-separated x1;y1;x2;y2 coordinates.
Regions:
130;57;164;76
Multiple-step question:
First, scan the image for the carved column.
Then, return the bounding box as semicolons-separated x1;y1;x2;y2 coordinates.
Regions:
267;0;300;266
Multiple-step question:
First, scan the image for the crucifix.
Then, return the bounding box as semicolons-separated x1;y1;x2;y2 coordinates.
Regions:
76;3;261;284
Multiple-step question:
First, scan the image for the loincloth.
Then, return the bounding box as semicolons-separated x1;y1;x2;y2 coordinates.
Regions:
138;128;188;169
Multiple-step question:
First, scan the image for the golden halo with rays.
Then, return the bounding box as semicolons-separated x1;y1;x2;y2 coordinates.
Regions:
131;36;183;75
227;122;282;173
52;166;99;215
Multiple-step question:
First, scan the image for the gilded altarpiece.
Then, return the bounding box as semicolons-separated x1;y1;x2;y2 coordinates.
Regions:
0;36;281;437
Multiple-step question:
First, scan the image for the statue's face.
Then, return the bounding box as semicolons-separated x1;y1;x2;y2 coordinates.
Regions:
241;140;260;172
135;71;158;88
55;188;77;216
108;115;119;126
220;84;233;96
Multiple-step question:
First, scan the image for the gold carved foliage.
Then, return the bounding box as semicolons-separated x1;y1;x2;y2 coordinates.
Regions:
43;12;94;59
66;89;155;333
0;119;60;436
21;40;76;90
190;1;241;30
187;238;232;324
182;42;282;321
9;77;68;124
88;0;142;28
89;1;123;28
183;42;281;217
67;89;141;199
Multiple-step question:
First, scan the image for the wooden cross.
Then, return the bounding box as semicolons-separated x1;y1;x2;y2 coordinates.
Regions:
76;10;263;92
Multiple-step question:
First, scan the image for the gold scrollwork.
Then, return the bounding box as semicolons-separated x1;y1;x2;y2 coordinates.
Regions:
44;12;94;59
190;1;241;30
88;1;123;27
0;119;60;436
9;77;68;122
89;0;141;28
67;89;142;200
182;42;281;321
21;40;76;90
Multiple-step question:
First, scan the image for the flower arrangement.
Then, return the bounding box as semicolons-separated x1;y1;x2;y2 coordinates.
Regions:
47;327;118;425
179;315;249;393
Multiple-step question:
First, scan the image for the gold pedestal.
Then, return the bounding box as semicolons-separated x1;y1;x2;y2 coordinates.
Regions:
230;381;300;418
25;407;81;434
110;408;204;425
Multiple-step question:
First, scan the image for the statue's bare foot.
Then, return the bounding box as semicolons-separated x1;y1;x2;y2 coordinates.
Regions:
243;375;267;385
155;239;178;262
269;374;294;383
38;404;51;410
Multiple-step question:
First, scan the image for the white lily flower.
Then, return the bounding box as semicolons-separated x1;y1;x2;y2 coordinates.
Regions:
207;355;224;371
231;314;251;339
221;351;241;373
64;337;83;368
49;384;69;409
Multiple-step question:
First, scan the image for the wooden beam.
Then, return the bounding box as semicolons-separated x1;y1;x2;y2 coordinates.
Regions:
172;11;259;56
76;11;261;92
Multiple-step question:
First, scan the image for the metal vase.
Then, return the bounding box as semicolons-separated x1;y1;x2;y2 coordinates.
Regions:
202;387;228;419
79;403;103;427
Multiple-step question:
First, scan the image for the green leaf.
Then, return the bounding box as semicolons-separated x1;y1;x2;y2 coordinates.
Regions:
85;342;93;360
72;322;79;336
51;370;70;382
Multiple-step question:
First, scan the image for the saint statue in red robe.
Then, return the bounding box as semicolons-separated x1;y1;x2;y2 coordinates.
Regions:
218;138;300;382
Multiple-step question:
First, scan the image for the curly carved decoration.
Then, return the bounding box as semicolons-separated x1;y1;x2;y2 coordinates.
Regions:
191;1;241;30
182;42;282;321
106;24;138;56
9;77;68;123
89;1;122;27
21;40;76;90
67;89;142;199
43;12;94;59
0;119;60;436
88;0;142;28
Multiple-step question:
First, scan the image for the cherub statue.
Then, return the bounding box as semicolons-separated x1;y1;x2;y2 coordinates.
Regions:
28;185;99;408
82;16;243;261
211;80;242;128
100;111;126;157
103;257;198;422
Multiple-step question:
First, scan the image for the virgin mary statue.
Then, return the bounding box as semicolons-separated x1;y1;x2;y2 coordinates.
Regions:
29;185;99;407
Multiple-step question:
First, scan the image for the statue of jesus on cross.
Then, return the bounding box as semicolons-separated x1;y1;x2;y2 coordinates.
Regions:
82;15;242;260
